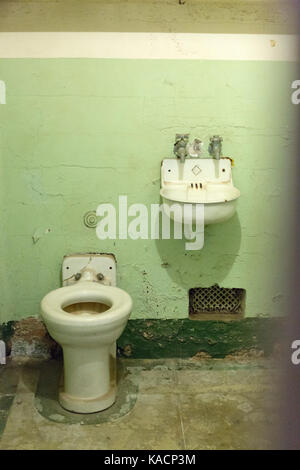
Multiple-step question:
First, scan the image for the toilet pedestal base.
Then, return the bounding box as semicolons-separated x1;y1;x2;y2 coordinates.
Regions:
59;386;116;414
59;342;117;414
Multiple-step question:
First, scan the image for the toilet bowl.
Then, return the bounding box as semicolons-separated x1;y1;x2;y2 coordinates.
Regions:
40;254;132;414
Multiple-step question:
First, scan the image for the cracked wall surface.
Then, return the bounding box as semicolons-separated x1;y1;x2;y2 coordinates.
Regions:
0;56;297;322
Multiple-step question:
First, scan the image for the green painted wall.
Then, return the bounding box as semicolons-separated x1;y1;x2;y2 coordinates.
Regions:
0;58;297;322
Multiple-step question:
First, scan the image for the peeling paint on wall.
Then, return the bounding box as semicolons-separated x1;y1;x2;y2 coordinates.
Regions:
32;227;51;244
118;318;283;359
0;317;283;360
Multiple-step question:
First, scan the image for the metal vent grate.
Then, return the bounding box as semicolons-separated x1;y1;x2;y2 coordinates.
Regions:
189;284;246;315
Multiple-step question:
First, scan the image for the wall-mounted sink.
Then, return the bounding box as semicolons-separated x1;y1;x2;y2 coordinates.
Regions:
160;158;240;225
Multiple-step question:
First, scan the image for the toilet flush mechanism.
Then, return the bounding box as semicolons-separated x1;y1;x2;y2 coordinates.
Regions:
62;253;117;286
41;253;132;414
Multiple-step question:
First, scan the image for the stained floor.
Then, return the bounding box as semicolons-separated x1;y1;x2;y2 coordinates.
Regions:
0;357;280;450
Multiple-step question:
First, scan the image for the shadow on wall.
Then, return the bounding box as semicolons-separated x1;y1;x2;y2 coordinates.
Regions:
155;212;242;289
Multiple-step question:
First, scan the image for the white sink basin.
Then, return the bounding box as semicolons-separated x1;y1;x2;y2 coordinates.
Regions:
160;158;240;225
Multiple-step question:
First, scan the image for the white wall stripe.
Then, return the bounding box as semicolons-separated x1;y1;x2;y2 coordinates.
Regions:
0;32;298;61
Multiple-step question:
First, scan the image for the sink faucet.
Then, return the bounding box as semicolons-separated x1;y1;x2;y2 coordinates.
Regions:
174;134;203;163
208;135;223;160
174;134;189;163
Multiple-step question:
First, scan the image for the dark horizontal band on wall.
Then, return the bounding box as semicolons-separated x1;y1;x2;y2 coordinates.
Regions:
0;317;283;360
118;317;283;359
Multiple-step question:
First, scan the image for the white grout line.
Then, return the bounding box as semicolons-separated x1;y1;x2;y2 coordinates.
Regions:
0;32;298;61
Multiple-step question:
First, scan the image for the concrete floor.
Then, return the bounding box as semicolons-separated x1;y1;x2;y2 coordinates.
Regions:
0;357;280;450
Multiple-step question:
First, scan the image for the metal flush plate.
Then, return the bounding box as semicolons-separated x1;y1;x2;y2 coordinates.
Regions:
62;253;117;286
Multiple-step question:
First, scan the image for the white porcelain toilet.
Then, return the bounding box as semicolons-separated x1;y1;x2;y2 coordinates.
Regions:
40;253;132;414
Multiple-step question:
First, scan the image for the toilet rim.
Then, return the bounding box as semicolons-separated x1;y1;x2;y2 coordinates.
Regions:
40;281;132;325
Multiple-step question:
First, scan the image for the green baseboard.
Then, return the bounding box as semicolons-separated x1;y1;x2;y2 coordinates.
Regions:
0;317;283;359
118;317;283;359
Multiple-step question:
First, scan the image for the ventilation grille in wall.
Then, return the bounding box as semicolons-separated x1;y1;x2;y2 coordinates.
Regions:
189;284;246;317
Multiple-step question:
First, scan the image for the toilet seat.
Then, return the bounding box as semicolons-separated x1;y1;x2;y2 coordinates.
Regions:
41;281;132;327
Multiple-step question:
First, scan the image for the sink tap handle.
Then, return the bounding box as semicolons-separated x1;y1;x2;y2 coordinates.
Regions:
173;134;189;161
